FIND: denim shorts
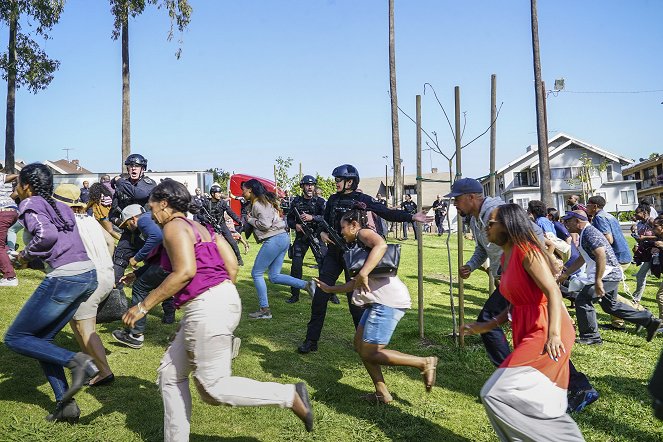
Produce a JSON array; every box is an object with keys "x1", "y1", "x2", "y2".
[{"x1": 359, "y1": 303, "x2": 406, "y2": 345}]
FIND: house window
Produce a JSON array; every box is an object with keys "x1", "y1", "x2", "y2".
[
  {"x1": 531, "y1": 170, "x2": 538, "y2": 185},
  {"x1": 515, "y1": 198, "x2": 529, "y2": 209},
  {"x1": 404, "y1": 185, "x2": 416, "y2": 196},
  {"x1": 620, "y1": 190, "x2": 635, "y2": 205},
  {"x1": 596, "y1": 192, "x2": 607, "y2": 201},
  {"x1": 498, "y1": 176, "x2": 505, "y2": 191},
  {"x1": 551, "y1": 168, "x2": 571, "y2": 180},
  {"x1": 514, "y1": 172, "x2": 529, "y2": 187},
  {"x1": 606, "y1": 164, "x2": 614, "y2": 181}
]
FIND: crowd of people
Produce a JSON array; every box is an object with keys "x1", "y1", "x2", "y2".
[{"x1": 1, "y1": 157, "x2": 661, "y2": 441}]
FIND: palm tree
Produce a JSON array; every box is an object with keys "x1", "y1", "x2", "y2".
[{"x1": 388, "y1": 0, "x2": 402, "y2": 206}]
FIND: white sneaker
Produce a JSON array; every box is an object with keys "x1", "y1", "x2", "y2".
[
  {"x1": 0, "y1": 278, "x2": 18, "y2": 287},
  {"x1": 305, "y1": 280, "x2": 317, "y2": 297}
]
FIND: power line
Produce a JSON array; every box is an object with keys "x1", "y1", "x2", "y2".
[{"x1": 549, "y1": 88, "x2": 663, "y2": 96}]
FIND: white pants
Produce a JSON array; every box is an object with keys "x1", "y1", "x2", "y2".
[{"x1": 157, "y1": 282, "x2": 295, "y2": 442}]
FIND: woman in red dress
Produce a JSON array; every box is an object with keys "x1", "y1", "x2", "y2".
[{"x1": 464, "y1": 204, "x2": 584, "y2": 442}]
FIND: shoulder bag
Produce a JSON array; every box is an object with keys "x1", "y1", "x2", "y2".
[{"x1": 343, "y1": 239, "x2": 401, "y2": 277}]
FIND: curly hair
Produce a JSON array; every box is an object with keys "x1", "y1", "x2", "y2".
[
  {"x1": 149, "y1": 178, "x2": 199, "y2": 214},
  {"x1": 19, "y1": 163, "x2": 74, "y2": 231},
  {"x1": 88, "y1": 182, "x2": 112, "y2": 203}
]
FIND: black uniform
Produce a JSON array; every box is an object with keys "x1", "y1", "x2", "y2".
[
  {"x1": 197, "y1": 198, "x2": 244, "y2": 265},
  {"x1": 432, "y1": 200, "x2": 447, "y2": 235},
  {"x1": 109, "y1": 175, "x2": 156, "y2": 283},
  {"x1": 286, "y1": 195, "x2": 326, "y2": 300},
  {"x1": 400, "y1": 199, "x2": 418, "y2": 240},
  {"x1": 303, "y1": 191, "x2": 414, "y2": 344}
]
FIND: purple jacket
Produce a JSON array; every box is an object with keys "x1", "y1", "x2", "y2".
[{"x1": 19, "y1": 196, "x2": 89, "y2": 269}]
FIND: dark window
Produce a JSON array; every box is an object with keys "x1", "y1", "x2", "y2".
[
  {"x1": 606, "y1": 164, "x2": 613, "y2": 181},
  {"x1": 514, "y1": 171, "x2": 529, "y2": 186}
]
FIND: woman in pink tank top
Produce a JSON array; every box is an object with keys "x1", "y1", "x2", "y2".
[{"x1": 122, "y1": 180, "x2": 314, "y2": 440}]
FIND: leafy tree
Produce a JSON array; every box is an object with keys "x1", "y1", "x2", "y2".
[
  {"x1": 314, "y1": 174, "x2": 335, "y2": 199},
  {"x1": 110, "y1": 0, "x2": 192, "y2": 169},
  {"x1": 207, "y1": 167, "x2": 230, "y2": 190},
  {"x1": 1, "y1": 0, "x2": 64, "y2": 173},
  {"x1": 274, "y1": 156, "x2": 299, "y2": 195}
]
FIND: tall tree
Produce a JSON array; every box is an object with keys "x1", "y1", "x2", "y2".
[
  {"x1": 0, "y1": 0, "x2": 64, "y2": 173},
  {"x1": 388, "y1": 0, "x2": 402, "y2": 206},
  {"x1": 110, "y1": 0, "x2": 192, "y2": 170},
  {"x1": 530, "y1": 0, "x2": 552, "y2": 206}
]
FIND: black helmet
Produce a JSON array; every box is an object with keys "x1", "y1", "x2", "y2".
[
  {"x1": 332, "y1": 164, "x2": 359, "y2": 189},
  {"x1": 209, "y1": 184, "x2": 223, "y2": 194},
  {"x1": 124, "y1": 153, "x2": 148, "y2": 168},
  {"x1": 300, "y1": 175, "x2": 317, "y2": 186}
]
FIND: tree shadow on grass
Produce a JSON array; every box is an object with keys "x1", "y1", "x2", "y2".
[
  {"x1": 0, "y1": 344, "x2": 55, "y2": 411},
  {"x1": 248, "y1": 343, "x2": 471, "y2": 442},
  {"x1": 190, "y1": 436, "x2": 259, "y2": 442}
]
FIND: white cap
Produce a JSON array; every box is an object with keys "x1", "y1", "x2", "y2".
[{"x1": 119, "y1": 204, "x2": 146, "y2": 228}]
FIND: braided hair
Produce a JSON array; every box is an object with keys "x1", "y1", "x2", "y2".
[
  {"x1": 339, "y1": 201, "x2": 369, "y2": 228},
  {"x1": 19, "y1": 163, "x2": 74, "y2": 231}
]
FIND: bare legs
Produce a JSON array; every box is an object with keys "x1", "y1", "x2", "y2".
[
  {"x1": 70, "y1": 318, "x2": 113, "y2": 384},
  {"x1": 353, "y1": 325, "x2": 437, "y2": 403}
]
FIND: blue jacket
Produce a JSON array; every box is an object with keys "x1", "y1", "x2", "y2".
[{"x1": 133, "y1": 212, "x2": 163, "y2": 263}]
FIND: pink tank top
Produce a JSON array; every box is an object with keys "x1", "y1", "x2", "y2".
[{"x1": 162, "y1": 217, "x2": 230, "y2": 308}]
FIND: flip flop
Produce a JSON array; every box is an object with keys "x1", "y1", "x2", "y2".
[{"x1": 421, "y1": 356, "x2": 438, "y2": 392}]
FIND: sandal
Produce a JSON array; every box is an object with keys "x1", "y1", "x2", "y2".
[
  {"x1": 358, "y1": 392, "x2": 391, "y2": 405},
  {"x1": 421, "y1": 356, "x2": 438, "y2": 392}
]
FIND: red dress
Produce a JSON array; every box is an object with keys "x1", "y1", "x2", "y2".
[{"x1": 495, "y1": 244, "x2": 576, "y2": 417}]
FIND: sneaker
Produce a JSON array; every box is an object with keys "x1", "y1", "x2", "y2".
[
  {"x1": 297, "y1": 340, "x2": 318, "y2": 354},
  {"x1": 330, "y1": 294, "x2": 340, "y2": 305},
  {"x1": 0, "y1": 277, "x2": 18, "y2": 287},
  {"x1": 567, "y1": 388, "x2": 599, "y2": 413},
  {"x1": 646, "y1": 318, "x2": 663, "y2": 342},
  {"x1": 285, "y1": 295, "x2": 299, "y2": 304},
  {"x1": 598, "y1": 323, "x2": 626, "y2": 331},
  {"x1": 575, "y1": 337, "x2": 603, "y2": 345},
  {"x1": 248, "y1": 309, "x2": 272, "y2": 320},
  {"x1": 45, "y1": 399, "x2": 81, "y2": 423},
  {"x1": 305, "y1": 280, "x2": 316, "y2": 297},
  {"x1": 112, "y1": 329, "x2": 144, "y2": 349}
]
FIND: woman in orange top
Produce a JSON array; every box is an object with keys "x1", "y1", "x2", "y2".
[{"x1": 464, "y1": 204, "x2": 583, "y2": 442}]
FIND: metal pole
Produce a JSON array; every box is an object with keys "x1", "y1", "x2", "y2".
[
  {"x1": 385, "y1": 164, "x2": 389, "y2": 201},
  {"x1": 455, "y1": 86, "x2": 465, "y2": 348},
  {"x1": 416, "y1": 94, "x2": 424, "y2": 339},
  {"x1": 489, "y1": 74, "x2": 497, "y2": 296}
]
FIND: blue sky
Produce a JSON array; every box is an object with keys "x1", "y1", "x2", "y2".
[{"x1": 1, "y1": 0, "x2": 662, "y2": 183}]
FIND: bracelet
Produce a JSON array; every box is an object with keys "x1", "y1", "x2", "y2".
[{"x1": 137, "y1": 302, "x2": 148, "y2": 315}]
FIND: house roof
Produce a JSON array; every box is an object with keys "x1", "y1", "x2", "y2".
[
  {"x1": 494, "y1": 133, "x2": 633, "y2": 176},
  {"x1": 623, "y1": 154, "x2": 663, "y2": 174},
  {"x1": 45, "y1": 159, "x2": 92, "y2": 174}
]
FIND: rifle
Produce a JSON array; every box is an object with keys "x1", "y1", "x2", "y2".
[
  {"x1": 318, "y1": 218, "x2": 349, "y2": 251},
  {"x1": 199, "y1": 205, "x2": 225, "y2": 234},
  {"x1": 293, "y1": 207, "x2": 327, "y2": 264}
]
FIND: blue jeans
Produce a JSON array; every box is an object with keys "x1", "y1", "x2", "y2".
[
  {"x1": 251, "y1": 232, "x2": 306, "y2": 308},
  {"x1": 131, "y1": 264, "x2": 170, "y2": 334},
  {"x1": 358, "y1": 303, "x2": 406, "y2": 345},
  {"x1": 4, "y1": 270, "x2": 98, "y2": 401}
]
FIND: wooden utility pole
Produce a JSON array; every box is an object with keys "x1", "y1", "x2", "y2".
[
  {"x1": 455, "y1": 86, "x2": 465, "y2": 348},
  {"x1": 388, "y1": 0, "x2": 403, "y2": 208},
  {"x1": 489, "y1": 74, "x2": 497, "y2": 296},
  {"x1": 416, "y1": 94, "x2": 424, "y2": 339},
  {"x1": 530, "y1": 0, "x2": 552, "y2": 207},
  {"x1": 4, "y1": 13, "x2": 17, "y2": 173}
]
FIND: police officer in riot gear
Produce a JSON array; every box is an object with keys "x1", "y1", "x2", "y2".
[
  {"x1": 286, "y1": 175, "x2": 327, "y2": 304},
  {"x1": 198, "y1": 184, "x2": 244, "y2": 266},
  {"x1": 109, "y1": 154, "x2": 176, "y2": 323},
  {"x1": 297, "y1": 164, "x2": 432, "y2": 353}
]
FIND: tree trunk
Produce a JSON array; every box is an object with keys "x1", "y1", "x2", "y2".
[
  {"x1": 530, "y1": 0, "x2": 552, "y2": 206},
  {"x1": 121, "y1": 17, "x2": 131, "y2": 170},
  {"x1": 388, "y1": 0, "x2": 402, "y2": 207},
  {"x1": 3, "y1": 13, "x2": 17, "y2": 173}
]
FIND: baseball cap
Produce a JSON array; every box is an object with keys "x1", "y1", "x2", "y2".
[
  {"x1": 119, "y1": 204, "x2": 146, "y2": 228},
  {"x1": 561, "y1": 210, "x2": 588, "y2": 222},
  {"x1": 53, "y1": 184, "x2": 86, "y2": 209},
  {"x1": 443, "y1": 178, "x2": 483, "y2": 198}
]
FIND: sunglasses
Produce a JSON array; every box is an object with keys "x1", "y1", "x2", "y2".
[{"x1": 334, "y1": 177, "x2": 345, "y2": 183}]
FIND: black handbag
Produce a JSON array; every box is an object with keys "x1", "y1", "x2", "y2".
[
  {"x1": 343, "y1": 242, "x2": 401, "y2": 277},
  {"x1": 96, "y1": 288, "x2": 129, "y2": 324}
]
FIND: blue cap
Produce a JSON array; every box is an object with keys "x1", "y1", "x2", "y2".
[{"x1": 444, "y1": 178, "x2": 483, "y2": 198}]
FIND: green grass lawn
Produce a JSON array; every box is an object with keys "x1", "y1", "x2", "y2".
[{"x1": 1, "y1": 233, "x2": 662, "y2": 441}]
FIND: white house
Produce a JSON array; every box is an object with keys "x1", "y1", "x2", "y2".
[{"x1": 480, "y1": 133, "x2": 638, "y2": 213}]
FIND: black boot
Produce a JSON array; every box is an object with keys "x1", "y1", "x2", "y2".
[
  {"x1": 45, "y1": 399, "x2": 81, "y2": 423},
  {"x1": 330, "y1": 294, "x2": 340, "y2": 305},
  {"x1": 297, "y1": 340, "x2": 318, "y2": 354},
  {"x1": 286, "y1": 295, "x2": 299, "y2": 304},
  {"x1": 61, "y1": 352, "x2": 99, "y2": 404}
]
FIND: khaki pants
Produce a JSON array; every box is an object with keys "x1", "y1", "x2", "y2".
[{"x1": 157, "y1": 282, "x2": 295, "y2": 442}]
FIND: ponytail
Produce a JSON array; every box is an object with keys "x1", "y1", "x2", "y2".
[{"x1": 19, "y1": 163, "x2": 74, "y2": 231}]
